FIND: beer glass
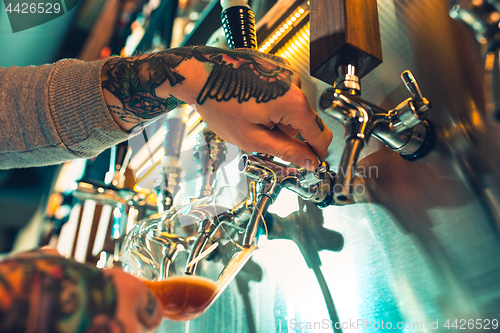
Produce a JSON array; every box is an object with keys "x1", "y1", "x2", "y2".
[{"x1": 120, "y1": 185, "x2": 262, "y2": 321}]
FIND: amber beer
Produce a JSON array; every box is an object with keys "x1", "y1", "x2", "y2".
[{"x1": 142, "y1": 275, "x2": 219, "y2": 321}]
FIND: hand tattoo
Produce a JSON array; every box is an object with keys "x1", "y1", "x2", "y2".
[
  {"x1": 315, "y1": 115, "x2": 325, "y2": 132},
  {"x1": 102, "y1": 46, "x2": 294, "y2": 128},
  {"x1": 190, "y1": 46, "x2": 293, "y2": 104},
  {"x1": 0, "y1": 253, "x2": 123, "y2": 333}
]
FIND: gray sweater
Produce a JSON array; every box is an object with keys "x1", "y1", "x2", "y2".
[{"x1": 0, "y1": 58, "x2": 129, "y2": 169}]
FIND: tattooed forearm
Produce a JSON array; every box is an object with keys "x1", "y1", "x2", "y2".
[
  {"x1": 102, "y1": 51, "x2": 189, "y2": 127},
  {"x1": 0, "y1": 254, "x2": 123, "y2": 333},
  {"x1": 102, "y1": 46, "x2": 294, "y2": 127}
]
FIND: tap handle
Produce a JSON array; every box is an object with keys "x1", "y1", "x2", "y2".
[
  {"x1": 309, "y1": 0, "x2": 382, "y2": 85},
  {"x1": 220, "y1": 0, "x2": 257, "y2": 50},
  {"x1": 401, "y1": 70, "x2": 424, "y2": 102}
]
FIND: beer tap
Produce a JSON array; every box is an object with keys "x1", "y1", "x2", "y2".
[
  {"x1": 239, "y1": 154, "x2": 335, "y2": 246},
  {"x1": 319, "y1": 67, "x2": 435, "y2": 204},
  {"x1": 107, "y1": 143, "x2": 134, "y2": 246},
  {"x1": 192, "y1": 125, "x2": 228, "y2": 199},
  {"x1": 73, "y1": 142, "x2": 155, "y2": 266},
  {"x1": 218, "y1": 0, "x2": 338, "y2": 247},
  {"x1": 156, "y1": 107, "x2": 190, "y2": 214},
  {"x1": 184, "y1": 125, "x2": 254, "y2": 274},
  {"x1": 183, "y1": 184, "x2": 257, "y2": 274},
  {"x1": 308, "y1": 0, "x2": 436, "y2": 204}
]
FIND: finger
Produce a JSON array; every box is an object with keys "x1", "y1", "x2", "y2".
[
  {"x1": 273, "y1": 123, "x2": 299, "y2": 137},
  {"x1": 243, "y1": 125, "x2": 320, "y2": 170},
  {"x1": 278, "y1": 88, "x2": 332, "y2": 159}
]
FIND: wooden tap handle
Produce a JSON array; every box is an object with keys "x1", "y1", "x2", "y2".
[{"x1": 310, "y1": 0, "x2": 383, "y2": 86}]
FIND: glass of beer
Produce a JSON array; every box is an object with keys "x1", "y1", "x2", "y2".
[{"x1": 120, "y1": 186, "x2": 261, "y2": 321}]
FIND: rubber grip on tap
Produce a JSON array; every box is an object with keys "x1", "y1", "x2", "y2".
[{"x1": 221, "y1": 6, "x2": 257, "y2": 50}]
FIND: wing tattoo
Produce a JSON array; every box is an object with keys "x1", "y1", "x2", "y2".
[{"x1": 192, "y1": 46, "x2": 294, "y2": 105}]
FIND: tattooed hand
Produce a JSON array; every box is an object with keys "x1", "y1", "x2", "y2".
[
  {"x1": 0, "y1": 247, "x2": 163, "y2": 333},
  {"x1": 102, "y1": 46, "x2": 332, "y2": 171}
]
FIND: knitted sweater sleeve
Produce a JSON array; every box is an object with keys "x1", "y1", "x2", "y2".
[{"x1": 0, "y1": 58, "x2": 130, "y2": 169}]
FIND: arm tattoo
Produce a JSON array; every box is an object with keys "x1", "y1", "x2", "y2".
[
  {"x1": 102, "y1": 46, "x2": 294, "y2": 126},
  {"x1": 102, "y1": 51, "x2": 188, "y2": 128},
  {"x1": 0, "y1": 253, "x2": 123, "y2": 333}
]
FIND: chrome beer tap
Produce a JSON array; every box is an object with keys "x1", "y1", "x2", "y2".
[
  {"x1": 183, "y1": 181, "x2": 258, "y2": 274},
  {"x1": 193, "y1": 126, "x2": 228, "y2": 198},
  {"x1": 219, "y1": 0, "x2": 340, "y2": 248},
  {"x1": 184, "y1": 125, "x2": 231, "y2": 274},
  {"x1": 73, "y1": 142, "x2": 157, "y2": 266},
  {"x1": 319, "y1": 65, "x2": 435, "y2": 204},
  {"x1": 156, "y1": 107, "x2": 191, "y2": 214},
  {"x1": 239, "y1": 154, "x2": 335, "y2": 247}
]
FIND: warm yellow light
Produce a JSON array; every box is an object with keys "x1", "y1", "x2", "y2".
[
  {"x1": 298, "y1": 8, "x2": 304, "y2": 14},
  {"x1": 265, "y1": 42, "x2": 271, "y2": 47},
  {"x1": 291, "y1": 16, "x2": 296, "y2": 22},
  {"x1": 283, "y1": 24, "x2": 288, "y2": 29},
  {"x1": 284, "y1": 50, "x2": 291, "y2": 57},
  {"x1": 295, "y1": 40, "x2": 302, "y2": 47},
  {"x1": 291, "y1": 43, "x2": 298, "y2": 51},
  {"x1": 306, "y1": 28, "x2": 310, "y2": 35},
  {"x1": 287, "y1": 46, "x2": 295, "y2": 54},
  {"x1": 299, "y1": 36, "x2": 306, "y2": 44},
  {"x1": 287, "y1": 20, "x2": 293, "y2": 25},
  {"x1": 280, "y1": 27, "x2": 285, "y2": 33},
  {"x1": 302, "y1": 31, "x2": 309, "y2": 41},
  {"x1": 281, "y1": 54, "x2": 286, "y2": 58},
  {"x1": 276, "y1": 31, "x2": 282, "y2": 36},
  {"x1": 295, "y1": 12, "x2": 300, "y2": 18},
  {"x1": 186, "y1": 112, "x2": 201, "y2": 127},
  {"x1": 136, "y1": 147, "x2": 165, "y2": 178}
]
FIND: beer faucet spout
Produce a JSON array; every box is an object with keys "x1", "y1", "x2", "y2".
[
  {"x1": 239, "y1": 154, "x2": 335, "y2": 246},
  {"x1": 319, "y1": 69, "x2": 436, "y2": 204}
]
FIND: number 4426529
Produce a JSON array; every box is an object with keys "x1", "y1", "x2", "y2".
[
  {"x1": 5, "y1": 2, "x2": 61, "y2": 14},
  {"x1": 444, "y1": 319, "x2": 498, "y2": 330}
]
